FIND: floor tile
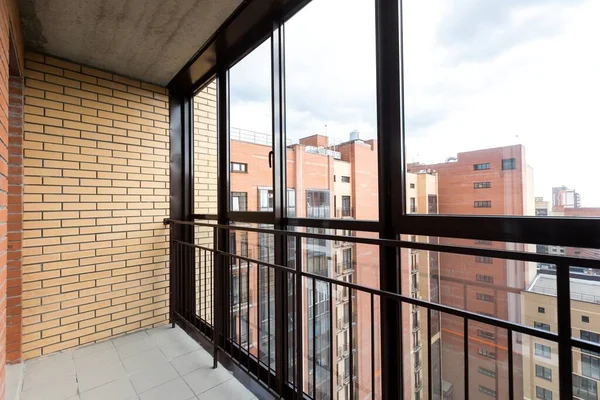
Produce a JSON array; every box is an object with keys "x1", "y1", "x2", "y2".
[
  {"x1": 182, "y1": 365, "x2": 233, "y2": 395},
  {"x1": 147, "y1": 325, "x2": 189, "y2": 346},
  {"x1": 130, "y1": 361, "x2": 179, "y2": 394},
  {"x1": 23, "y1": 355, "x2": 76, "y2": 390},
  {"x1": 77, "y1": 360, "x2": 128, "y2": 392},
  {"x1": 138, "y1": 377, "x2": 195, "y2": 400},
  {"x1": 74, "y1": 346, "x2": 121, "y2": 371},
  {"x1": 21, "y1": 374, "x2": 77, "y2": 400},
  {"x1": 116, "y1": 336, "x2": 156, "y2": 359},
  {"x1": 6, "y1": 384, "x2": 18, "y2": 400},
  {"x1": 159, "y1": 336, "x2": 200, "y2": 359},
  {"x1": 195, "y1": 379, "x2": 255, "y2": 400},
  {"x1": 112, "y1": 330, "x2": 150, "y2": 348},
  {"x1": 170, "y1": 349, "x2": 213, "y2": 376},
  {"x1": 122, "y1": 348, "x2": 168, "y2": 374},
  {"x1": 80, "y1": 378, "x2": 137, "y2": 400},
  {"x1": 73, "y1": 340, "x2": 114, "y2": 359}
]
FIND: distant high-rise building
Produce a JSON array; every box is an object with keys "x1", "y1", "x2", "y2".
[{"x1": 552, "y1": 186, "x2": 582, "y2": 209}]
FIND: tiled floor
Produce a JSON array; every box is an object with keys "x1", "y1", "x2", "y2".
[{"x1": 7, "y1": 325, "x2": 257, "y2": 400}]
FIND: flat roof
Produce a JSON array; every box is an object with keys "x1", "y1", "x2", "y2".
[{"x1": 528, "y1": 273, "x2": 600, "y2": 304}]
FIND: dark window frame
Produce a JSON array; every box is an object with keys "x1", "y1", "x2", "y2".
[
  {"x1": 230, "y1": 161, "x2": 248, "y2": 173},
  {"x1": 502, "y1": 158, "x2": 517, "y2": 170},
  {"x1": 473, "y1": 163, "x2": 491, "y2": 171}
]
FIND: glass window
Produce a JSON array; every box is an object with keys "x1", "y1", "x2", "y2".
[
  {"x1": 474, "y1": 201, "x2": 492, "y2": 208},
  {"x1": 285, "y1": 0, "x2": 378, "y2": 225},
  {"x1": 231, "y1": 162, "x2": 248, "y2": 173},
  {"x1": 410, "y1": 197, "x2": 417, "y2": 213},
  {"x1": 479, "y1": 385, "x2": 496, "y2": 397},
  {"x1": 231, "y1": 192, "x2": 248, "y2": 212},
  {"x1": 473, "y1": 163, "x2": 491, "y2": 171},
  {"x1": 573, "y1": 374, "x2": 598, "y2": 400},
  {"x1": 538, "y1": 307, "x2": 545, "y2": 314},
  {"x1": 535, "y1": 365, "x2": 552, "y2": 381},
  {"x1": 535, "y1": 343, "x2": 552, "y2": 359},
  {"x1": 230, "y1": 39, "x2": 272, "y2": 212},
  {"x1": 474, "y1": 181, "x2": 491, "y2": 189},
  {"x1": 475, "y1": 256, "x2": 493, "y2": 264},
  {"x1": 535, "y1": 386, "x2": 553, "y2": 400},
  {"x1": 534, "y1": 322, "x2": 551, "y2": 332},
  {"x1": 583, "y1": 316, "x2": 591, "y2": 323},
  {"x1": 306, "y1": 190, "x2": 330, "y2": 218},
  {"x1": 478, "y1": 367, "x2": 496, "y2": 378},
  {"x1": 404, "y1": 0, "x2": 600, "y2": 219},
  {"x1": 502, "y1": 158, "x2": 517, "y2": 170}
]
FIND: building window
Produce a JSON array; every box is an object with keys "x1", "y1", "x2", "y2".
[
  {"x1": 231, "y1": 162, "x2": 248, "y2": 173},
  {"x1": 535, "y1": 365, "x2": 552, "y2": 381},
  {"x1": 474, "y1": 181, "x2": 491, "y2": 189},
  {"x1": 476, "y1": 293, "x2": 495, "y2": 302},
  {"x1": 410, "y1": 183, "x2": 415, "y2": 189},
  {"x1": 534, "y1": 322, "x2": 551, "y2": 332},
  {"x1": 410, "y1": 197, "x2": 417, "y2": 213},
  {"x1": 473, "y1": 163, "x2": 491, "y2": 170},
  {"x1": 535, "y1": 343, "x2": 552, "y2": 359},
  {"x1": 478, "y1": 348, "x2": 496, "y2": 359},
  {"x1": 341, "y1": 195, "x2": 351, "y2": 217},
  {"x1": 474, "y1": 201, "x2": 492, "y2": 208},
  {"x1": 240, "y1": 232, "x2": 248, "y2": 258},
  {"x1": 581, "y1": 330, "x2": 600, "y2": 380},
  {"x1": 502, "y1": 158, "x2": 517, "y2": 170},
  {"x1": 478, "y1": 367, "x2": 496, "y2": 378},
  {"x1": 536, "y1": 208, "x2": 548, "y2": 216},
  {"x1": 476, "y1": 240, "x2": 492, "y2": 245},
  {"x1": 479, "y1": 385, "x2": 496, "y2": 397},
  {"x1": 573, "y1": 374, "x2": 598, "y2": 400},
  {"x1": 476, "y1": 256, "x2": 493, "y2": 264},
  {"x1": 476, "y1": 274, "x2": 494, "y2": 283},
  {"x1": 583, "y1": 316, "x2": 590, "y2": 323},
  {"x1": 477, "y1": 329, "x2": 496, "y2": 340},
  {"x1": 428, "y1": 195, "x2": 438, "y2": 214},
  {"x1": 538, "y1": 307, "x2": 546, "y2": 314},
  {"x1": 306, "y1": 190, "x2": 330, "y2": 218},
  {"x1": 535, "y1": 386, "x2": 552, "y2": 400},
  {"x1": 231, "y1": 192, "x2": 248, "y2": 212},
  {"x1": 341, "y1": 176, "x2": 350, "y2": 183}
]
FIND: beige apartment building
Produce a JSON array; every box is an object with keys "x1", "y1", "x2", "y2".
[{"x1": 523, "y1": 271, "x2": 600, "y2": 400}]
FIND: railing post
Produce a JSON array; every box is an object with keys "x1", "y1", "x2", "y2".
[
  {"x1": 213, "y1": 226, "x2": 219, "y2": 369},
  {"x1": 556, "y1": 262, "x2": 573, "y2": 399},
  {"x1": 295, "y1": 236, "x2": 303, "y2": 399}
]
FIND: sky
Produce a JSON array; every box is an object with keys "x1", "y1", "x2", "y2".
[{"x1": 228, "y1": 0, "x2": 600, "y2": 206}]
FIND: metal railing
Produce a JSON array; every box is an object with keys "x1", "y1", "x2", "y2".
[
  {"x1": 166, "y1": 219, "x2": 600, "y2": 400},
  {"x1": 335, "y1": 207, "x2": 353, "y2": 218}
]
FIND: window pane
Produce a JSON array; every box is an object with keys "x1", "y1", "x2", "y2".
[
  {"x1": 229, "y1": 39, "x2": 273, "y2": 212},
  {"x1": 285, "y1": 0, "x2": 378, "y2": 221},
  {"x1": 403, "y1": 0, "x2": 600, "y2": 217}
]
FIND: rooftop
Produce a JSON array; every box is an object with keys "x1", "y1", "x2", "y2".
[{"x1": 527, "y1": 272, "x2": 600, "y2": 304}]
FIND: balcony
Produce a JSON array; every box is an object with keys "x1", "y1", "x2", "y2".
[
  {"x1": 335, "y1": 207, "x2": 354, "y2": 218},
  {"x1": 1, "y1": 1, "x2": 599, "y2": 400}
]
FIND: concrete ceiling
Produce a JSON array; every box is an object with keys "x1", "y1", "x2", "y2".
[{"x1": 19, "y1": 0, "x2": 243, "y2": 86}]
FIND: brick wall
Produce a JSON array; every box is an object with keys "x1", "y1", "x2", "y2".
[
  {"x1": 193, "y1": 81, "x2": 216, "y2": 323},
  {"x1": 21, "y1": 53, "x2": 170, "y2": 359},
  {"x1": 7, "y1": 75, "x2": 23, "y2": 363},
  {"x1": 0, "y1": 3, "x2": 9, "y2": 396}
]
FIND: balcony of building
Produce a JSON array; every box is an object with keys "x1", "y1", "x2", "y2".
[{"x1": 1, "y1": 0, "x2": 600, "y2": 400}]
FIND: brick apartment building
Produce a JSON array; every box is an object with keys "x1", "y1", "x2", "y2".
[
  {"x1": 408, "y1": 145, "x2": 537, "y2": 399},
  {"x1": 220, "y1": 127, "x2": 441, "y2": 400}
]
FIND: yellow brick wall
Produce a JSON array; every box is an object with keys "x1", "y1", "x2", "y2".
[
  {"x1": 21, "y1": 53, "x2": 170, "y2": 359},
  {"x1": 193, "y1": 80, "x2": 217, "y2": 323}
]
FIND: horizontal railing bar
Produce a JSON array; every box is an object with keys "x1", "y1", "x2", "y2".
[
  {"x1": 167, "y1": 219, "x2": 600, "y2": 269},
  {"x1": 173, "y1": 240, "x2": 575, "y2": 346}
]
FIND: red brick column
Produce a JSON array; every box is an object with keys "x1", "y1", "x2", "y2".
[
  {"x1": 0, "y1": 1, "x2": 10, "y2": 396},
  {"x1": 7, "y1": 76, "x2": 22, "y2": 363}
]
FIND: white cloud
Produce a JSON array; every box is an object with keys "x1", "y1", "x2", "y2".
[{"x1": 229, "y1": 0, "x2": 600, "y2": 205}]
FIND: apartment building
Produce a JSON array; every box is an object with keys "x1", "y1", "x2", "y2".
[
  {"x1": 225, "y1": 130, "x2": 440, "y2": 400},
  {"x1": 408, "y1": 145, "x2": 536, "y2": 399},
  {"x1": 523, "y1": 271, "x2": 600, "y2": 400}
]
